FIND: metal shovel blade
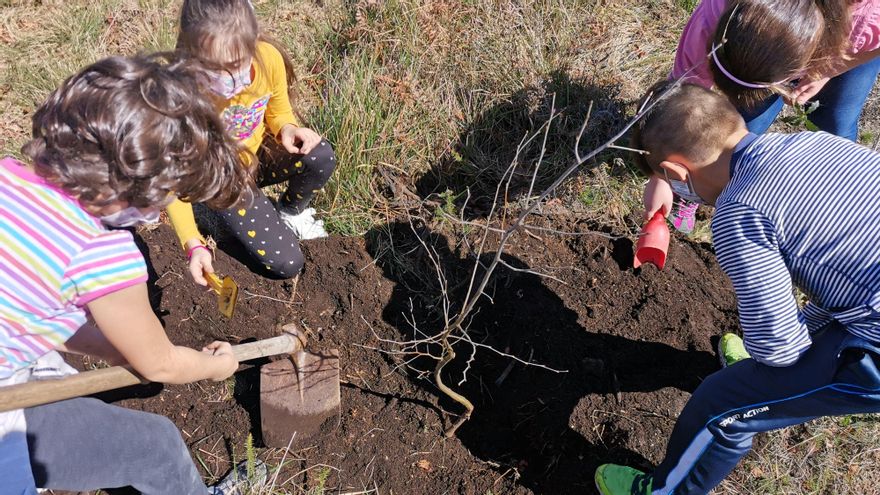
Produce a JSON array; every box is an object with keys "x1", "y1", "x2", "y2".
[{"x1": 260, "y1": 349, "x2": 340, "y2": 448}]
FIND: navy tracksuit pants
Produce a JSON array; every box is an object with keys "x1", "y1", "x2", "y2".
[{"x1": 650, "y1": 323, "x2": 880, "y2": 494}]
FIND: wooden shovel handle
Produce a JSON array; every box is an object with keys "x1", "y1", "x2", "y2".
[
  {"x1": 232, "y1": 331, "x2": 304, "y2": 362},
  {"x1": 0, "y1": 328, "x2": 305, "y2": 413},
  {"x1": 0, "y1": 366, "x2": 143, "y2": 413}
]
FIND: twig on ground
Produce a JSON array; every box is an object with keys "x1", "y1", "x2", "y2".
[
  {"x1": 497, "y1": 259, "x2": 568, "y2": 285},
  {"x1": 242, "y1": 289, "x2": 302, "y2": 305},
  {"x1": 263, "y1": 433, "x2": 296, "y2": 495},
  {"x1": 437, "y1": 211, "x2": 620, "y2": 239},
  {"x1": 608, "y1": 143, "x2": 649, "y2": 154}
]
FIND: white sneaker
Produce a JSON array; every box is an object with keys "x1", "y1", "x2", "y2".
[
  {"x1": 279, "y1": 207, "x2": 328, "y2": 240},
  {"x1": 209, "y1": 459, "x2": 268, "y2": 495}
]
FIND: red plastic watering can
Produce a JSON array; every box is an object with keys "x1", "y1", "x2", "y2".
[{"x1": 633, "y1": 211, "x2": 670, "y2": 270}]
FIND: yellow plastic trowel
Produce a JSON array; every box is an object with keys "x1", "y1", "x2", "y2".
[{"x1": 205, "y1": 272, "x2": 239, "y2": 318}]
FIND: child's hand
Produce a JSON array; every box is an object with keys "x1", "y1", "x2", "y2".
[
  {"x1": 791, "y1": 76, "x2": 830, "y2": 105},
  {"x1": 279, "y1": 125, "x2": 322, "y2": 155},
  {"x1": 186, "y1": 241, "x2": 214, "y2": 286},
  {"x1": 643, "y1": 175, "x2": 673, "y2": 220},
  {"x1": 202, "y1": 341, "x2": 239, "y2": 380}
]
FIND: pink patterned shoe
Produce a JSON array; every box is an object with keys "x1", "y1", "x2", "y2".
[{"x1": 671, "y1": 199, "x2": 698, "y2": 234}]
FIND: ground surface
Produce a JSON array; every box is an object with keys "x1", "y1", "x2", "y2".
[
  {"x1": 67, "y1": 215, "x2": 738, "y2": 494},
  {"x1": 7, "y1": 1, "x2": 879, "y2": 493}
]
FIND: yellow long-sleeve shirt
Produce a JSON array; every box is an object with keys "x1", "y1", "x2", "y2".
[{"x1": 166, "y1": 41, "x2": 298, "y2": 247}]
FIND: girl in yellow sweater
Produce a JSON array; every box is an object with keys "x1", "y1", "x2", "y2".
[{"x1": 169, "y1": 0, "x2": 336, "y2": 284}]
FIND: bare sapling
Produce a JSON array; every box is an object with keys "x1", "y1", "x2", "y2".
[{"x1": 370, "y1": 79, "x2": 687, "y2": 437}]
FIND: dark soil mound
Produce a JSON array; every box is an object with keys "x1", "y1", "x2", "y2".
[{"x1": 73, "y1": 215, "x2": 738, "y2": 494}]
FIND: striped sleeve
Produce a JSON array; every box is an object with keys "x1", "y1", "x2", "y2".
[
  {"x1": 62, "y1": 230, "x2": 148, "y2": 306},
  {"x1": 712, "y1": 202, "x2": 811, "y2": 366}
]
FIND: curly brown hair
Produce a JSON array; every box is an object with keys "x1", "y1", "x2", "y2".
[{"x1": 22, "y1": 53, "x2": 254, "y2": 210}]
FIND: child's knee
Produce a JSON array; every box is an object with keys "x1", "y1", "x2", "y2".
[
  {"x1": 142, "y1": 413, "x2": 187, "y2": 450},
  {"x1": 263, "y1": 251, "x2": 304, "y2": 279},
  {"x1": 116, "y1": 410, "x2": 191, "y2": 466},
  {"x1": 305, "y1": 140, "x2": 337, "y2": 179},
  {"x1": 138, "y1": 413, "x2": 204, "y2": 490}
]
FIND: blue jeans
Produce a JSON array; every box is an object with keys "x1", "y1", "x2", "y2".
[
  {"x1": 25, "y1": 398, "x2": 208, "y2": 494},
  {"x1": 649, "y1": 323, "x2": 880, "y2": 494},
  {"x1": 740, "y1": 56, "x2": 880, "y2": 141}
]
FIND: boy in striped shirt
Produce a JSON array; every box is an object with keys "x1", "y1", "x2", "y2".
[{"x1": 595, "y1": 82, "x2": 880, "y2": 494}]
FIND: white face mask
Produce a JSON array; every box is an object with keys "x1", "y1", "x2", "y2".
[
  {"x1": 101, "y1": 207, "x2": 160, "y2": 227},
  {"x1": 665, "y1": 170, "x2": 705, "y2": 205},
  {"x1": 208, "y1": 64, "x2": 252, "y2": 99}
]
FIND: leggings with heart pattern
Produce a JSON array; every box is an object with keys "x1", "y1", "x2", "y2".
[{"x1": 215, "y1": 140, "x2": 336, "y2": 278}]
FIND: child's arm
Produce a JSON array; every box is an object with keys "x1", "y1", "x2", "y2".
[
  {"x1": 57, "y1": 322, "x2": 125, "y2": 364},
  {"x1": 791, "y1": 47, "x2": 880, "y2": 104},
  {"x1": 713, "y1": 203, "x2": 811, "y2": 366},
  {"x1": 258, "y1": 43, "x2": 323, "y2": 155},
  {"x1": 643, "y1": 175, "x2": 673, "y2": 220},
  {"x1": 166, "y1": 198, "x2": 214, "y2": 286},
  {"x1": 261, "y1": 43, "x2": 299, "y2": 141},
  {"x1": 86, "y1": 283, "x2": 237, "y2": 383}
]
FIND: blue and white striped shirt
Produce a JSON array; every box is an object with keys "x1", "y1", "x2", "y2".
[{"x1": 713, "y1": 131, "x2": 880, "y2": 366}]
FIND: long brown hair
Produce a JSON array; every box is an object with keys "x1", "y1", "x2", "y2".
[
  {"x1": 177, "y1": 0, "x2": 298, "y2": 105},
  {"x1": 813, "y1": 0, "x2": 859, "y2": 64},
  {"x1": 23, "y1": 53, "x2": 254, "y2": 210},
  {"x1": 709, "y1": 0, "x2": 825, "y2": 110}
]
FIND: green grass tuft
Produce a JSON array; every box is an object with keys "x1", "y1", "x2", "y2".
[
  {"x1": 306, "y1": 466, "x2": 332, "y2": 495},
  {"x1": 245, "y1": 433, "x2": 257, "y2": 481}
]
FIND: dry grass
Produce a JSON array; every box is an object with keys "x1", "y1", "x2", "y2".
[
  {"x1": 0, "y1": 0, "x2": 180, "y2": 156},
  {"x1": 717, "y1": 415, "x2": 880, "y2": 495},
  {"x1": 0, "y1": 0, "x2": 682, "y2": 234},
  {"x1": 3, "y1": 0, "x2": 880, "y2": 493}
]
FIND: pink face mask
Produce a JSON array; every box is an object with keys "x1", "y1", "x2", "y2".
[
  {"x1": 208, "y1": 64, "x2": 252, "y2": 99},
  {"x1": 100, "y1": 207, "x2": 160, "y2": 227}
]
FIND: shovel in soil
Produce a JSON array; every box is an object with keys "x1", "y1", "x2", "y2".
[
  {"x1": 633, "y1": 211, "x2": 670, "y2": 270},
  {"x1": 205, "y1": 272, "x2": 239, "y2": 318},
  {"x1": 259, "y1": 324, "x2": 341, "y2": 447},
  {"x1": 0, "y1": 324, "x2": 340, "y2": 447}
]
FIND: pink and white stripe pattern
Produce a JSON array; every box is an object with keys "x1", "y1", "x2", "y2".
[{"x1": 0, "y1": 157, "x2": 147, "y2": 377}]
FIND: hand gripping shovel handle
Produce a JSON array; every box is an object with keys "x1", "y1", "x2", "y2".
[{"x1": 0, "y1": 327, "x2": 306, "y2": 413}]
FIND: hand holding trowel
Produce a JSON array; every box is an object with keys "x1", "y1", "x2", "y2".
[{"x1": 205, "y1": 272, "x2": 239, "y2": 318}]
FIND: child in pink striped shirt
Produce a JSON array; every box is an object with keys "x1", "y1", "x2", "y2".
[{"x1": 1, "y1": 54, "x2": 260, "y2": 494}]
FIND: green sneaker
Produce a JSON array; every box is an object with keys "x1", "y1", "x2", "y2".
[
  {"x1": 718, "y1": 333, "x2": 751, "y2": 368},
  {"x1": 595, "y1": 464, "x2": 652, "y2": 495}
]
